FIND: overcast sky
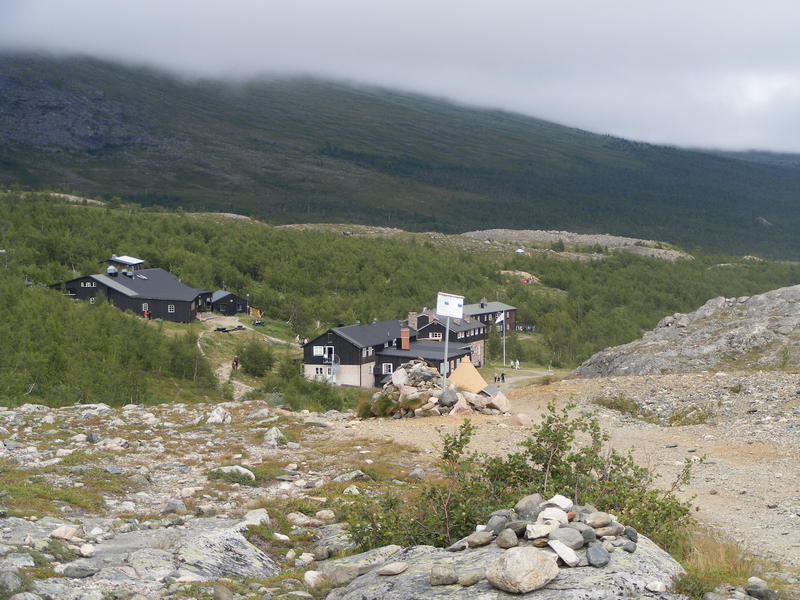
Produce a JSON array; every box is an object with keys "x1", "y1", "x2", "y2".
[{"x1": 2, "y1": 0, "x2": 799, "y2": 152}]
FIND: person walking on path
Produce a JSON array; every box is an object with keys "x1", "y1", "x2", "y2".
[{"x1": 500, "y1": 372, "x2": 505, "y2": 383}]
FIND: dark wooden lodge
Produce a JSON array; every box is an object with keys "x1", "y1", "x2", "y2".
[
  {"x1": 211, "y1": 290, "x2": 249, "y2": 315},
  {"x1": 54, "y1": 255, "x2": 210, "y2": 322}
]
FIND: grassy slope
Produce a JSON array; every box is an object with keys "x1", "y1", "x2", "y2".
[{"x1": 2, "y1": 54, "x2": 800, "y2": 257}]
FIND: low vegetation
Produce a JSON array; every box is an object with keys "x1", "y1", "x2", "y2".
[
  {"x1": 251, "y1": 359, "x2": 369, "y2": 412},
  {"x1": 5, "y1": 194, "x2": 800, "y2": 378},
  {"x1": 0, "y1": 272, "x2": 217, "y2": 407},
  {"x1": 592, "y1": 393, "x2": 642, "y2": 416},
  {"x1": 345, "y1": 403, "x2": 695, "y2": 552}
]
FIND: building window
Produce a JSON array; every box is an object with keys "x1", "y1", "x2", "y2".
[
  {"x1": 362, "y1": 348, "x2": 367, "y2": 357},
  {"x1": 327, "y1": 367, "x2": 332, "y2": 375},
  {"x1": 315, "y1": 367, "x2": 324, "y2": 375},
  {"x1": 142, "y1": 302, "x2": 149, "y2": 311},
  {"x1": 430, "y1": 332, "x2": 442, "y2": 341},
  {"x1": 89, "y1": 297, "x2": 95, "y2": 304},
  {"x1": 382, "y1": 363, "x2": 393, "y2": 374},
  {"x1": 168, "y1": 305, "x2": 175, "y2": 314},
  {"x1": 313, "y1": 346, "x2": 324, "y2": 356}
]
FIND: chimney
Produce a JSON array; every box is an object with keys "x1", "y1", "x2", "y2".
[
  {"x1": 400, "y1": 327, "x2": 410, "y2": 351},
  {"x1": 407, "y1": 311, "x2": 418, "y2": 329}
]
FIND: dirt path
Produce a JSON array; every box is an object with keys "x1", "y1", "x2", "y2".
[
  {"x1": 197, "y1": 314, "x2": 291, "y2": 400},
  {"x1": 215, "y1": 361, "x2": 254, "y2": 400},
  {"x1": 336, "y1": 376, "x2": 800, "y2": 572}
]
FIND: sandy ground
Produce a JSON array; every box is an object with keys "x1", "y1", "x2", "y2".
[{"x1": 335, "y1": 377, "x2": 800, "y2": 573}]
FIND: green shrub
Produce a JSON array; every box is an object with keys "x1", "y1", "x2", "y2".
[
  {"x1": 592, "y1": 393, "x2": 640, "y2": 416},
  {"x1": 668, "y1": 405, "x2": 715, "y2": 426},
  {"x1": 370, "y1": 394, "x2": 397, "y2": 417},
  {"x1": 346, "y1": 403, "x2": 696, "y2": 554},
  {"x1": 238, "y1": 339, "x2": 275, "y2": 377},
  {"x1": 255, "y1": 373, "x2": 364, "y2": 412}
]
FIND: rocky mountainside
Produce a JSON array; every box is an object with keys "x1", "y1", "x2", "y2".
[
  {"x1": 3, "y1": 53, "x2": 800, "y2": 257},
  {"x1": 574, "y1": 284, "x2": 800, "y2": 377}
]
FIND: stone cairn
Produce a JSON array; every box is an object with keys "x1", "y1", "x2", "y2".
[
  {"x1": 457, "y1": 493, "x2": 639, "y2": 585},
  {"x1": 367, "y1": 359, "x2": 510, "y2": 418}
]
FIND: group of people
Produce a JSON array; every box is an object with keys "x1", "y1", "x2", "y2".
[{"x1": 493, "y1": 359, "x2": 522, "y2": 384}]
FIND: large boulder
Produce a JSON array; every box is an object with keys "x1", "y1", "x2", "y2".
[
  {"x1": 175, "y1": 528, "x2": 278, "y2": 580},
  {"x1": 486, "y1": 546, "x2": 559, "y2": 593},
  {"x1": 487, "y1": 391, "x2": 510, "y2": 412}
]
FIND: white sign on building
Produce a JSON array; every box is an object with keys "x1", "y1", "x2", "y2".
[{"x1": 436, "y1": 292, "x2": 464, "y2": 319}]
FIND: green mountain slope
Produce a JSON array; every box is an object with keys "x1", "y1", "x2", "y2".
[{"x1": 2, "y1": 54, "x2": 800, "y2": 257}]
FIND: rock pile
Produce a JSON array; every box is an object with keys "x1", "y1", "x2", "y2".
[
  {"x1": 452, "y1": 492, "x2": 640, "y2": 573},
  {"x1": 323, "y1": 492, "x2": 687, "y2": 600},
  {"x1": 366, "y1": 359, "x2": 510, "y2": 418}
]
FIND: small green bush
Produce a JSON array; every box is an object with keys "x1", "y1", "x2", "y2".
[
  {"x1": 255, "y1": 372, "x2": 364, "y2": 412},
  {"x1": 238, "y1": 339, "x2": 275, "y2": 377},
  {"x1": 346, "y1": 402, "x2": 696, "y2": 554},
  {"x1": 592, "y1": 393, "x2": 640, "y2": 415},
  {"x1": 668, "y1": 405, "x2": 715, "y2": 426}
]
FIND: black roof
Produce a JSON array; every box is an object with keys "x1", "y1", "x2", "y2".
[
  {"x1": 377, "y1": 340, "x2": 471, "y2": 361},
  {"x1": 330, "y1": 320, "x2": 415, "y2": 349},
  {"x1": 86, "y1": 268, "x2": 209, "y2": 301},
  {"x1": 418, "y1": 315, "x2": 484, "y2": 333},
  {"x1": 463, "y1": 300, "x2": 516, "y2": 316},
  {"x1": 211, "y1": 290, "x2": 242, "y2": 303}
]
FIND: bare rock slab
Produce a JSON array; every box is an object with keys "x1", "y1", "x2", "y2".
[
  {"x1": 326, "y1": 533, "x2": 689, "y2": 600},
  {"x1": 175, "y1": 528, "x2": 278, "y2": 580}
]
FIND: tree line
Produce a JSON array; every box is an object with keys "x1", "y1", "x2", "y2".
[{"x1": 3, "y1": 193, "x2": 800, "y2": 380}]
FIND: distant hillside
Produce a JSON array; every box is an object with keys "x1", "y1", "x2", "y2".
[
  {"x1": 2, "y1": 54, "x2": 800, "y2": 257},
  {"x1": 707, "y1": 149, "x2": 800, "y2": 169}
]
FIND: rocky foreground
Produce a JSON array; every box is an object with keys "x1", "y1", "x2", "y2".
[
  {"x1": 575, "y1": 284, "x2": 800, "y2": 377},
  {"x1": 0, "y1": 384, "x2": 797, "y2": 599}
]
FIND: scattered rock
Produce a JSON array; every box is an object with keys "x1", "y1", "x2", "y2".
[
  {"x1": 376, "y1": 562, "x2": 408, "y2": 576},
  {"x1": 213, "y1": 583, "x2": 235, "y2": 600},
  {"x1": 264, "y1": 427, "x2": 287, "y2": 447},
  {"x1": 206, "y1": 406, "x2": 232, "y2": 425},
  {"x1": 303, "y1": 570, "x2": 328, "y2": 588},
  {"x1": 495, "y1": 528, "x2": 519, "y2": 548},
  {"x1": 548, "y1": 527, "x2": 585, "y2": 550},
  {"x1": 586, "y1": 544, "x2": 610, "y2": 567},
  {"x1": 429, "y1": 564, "x2": 458, "y2": 586},
  {"x1": 548, "y1": 539, "x2": 580, "y2": 567},
  {"x1": 63, "y1": 560, "x2": 99, "y2": 578},
  {"x1": 213, "y1": 465, "x2": 256, "y2": 481}
]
